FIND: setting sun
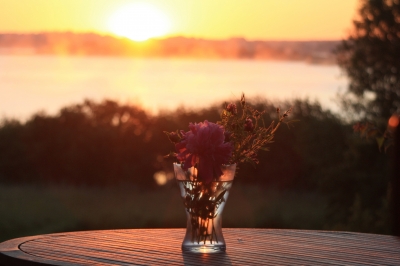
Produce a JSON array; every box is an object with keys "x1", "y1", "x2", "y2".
[{"x1": 108, "y1": 2, "x2": 171, "y2": 41}]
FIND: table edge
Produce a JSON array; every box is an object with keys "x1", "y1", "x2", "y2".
[
  {"x1": 1, "y1": 229, "x2": 398, "y2": 266},
  {"x1": 0, "y1": 235, "x2": 70, "y2": 266}
]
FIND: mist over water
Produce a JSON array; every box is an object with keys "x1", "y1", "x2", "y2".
[{"x1": 0, "y1": 55, "x2": 348, "y2": 120}]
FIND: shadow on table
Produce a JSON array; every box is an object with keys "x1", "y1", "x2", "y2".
[{"x1": 182, "y1": 252, "x2": 232, "y2": 265}]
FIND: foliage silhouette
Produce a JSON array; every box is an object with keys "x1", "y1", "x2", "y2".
[
  {"x1": 0, "y1": 97, "x2": 392, "y2": 234},
  {"x1": 336, "y1": 0, "x2": 400, "y2": 121}
]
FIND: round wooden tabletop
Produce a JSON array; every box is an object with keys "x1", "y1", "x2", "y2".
[{"x1": 0, "y1": 228, "x2": 399, "y2": 265}]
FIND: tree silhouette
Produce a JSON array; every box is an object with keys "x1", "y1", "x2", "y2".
[{"x1": 337, "y1": 0, "x2": 400, "y2": 121}]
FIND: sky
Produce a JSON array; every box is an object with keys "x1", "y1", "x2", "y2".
[
  {"x1": 0, "y1": 0, "x2": 359, "y2": 41},
  {"x1": 0, "y1": 0, "x2": 358, "y2": 120}
]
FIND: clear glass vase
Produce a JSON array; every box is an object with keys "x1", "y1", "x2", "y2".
[{"x1": 174, "y1": 163, "x2": 236, "y2": 253}]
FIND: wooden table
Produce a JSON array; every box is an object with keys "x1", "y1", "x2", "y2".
[{"x1": 0, "y1": 228, "x2": 399, "y2": 265}]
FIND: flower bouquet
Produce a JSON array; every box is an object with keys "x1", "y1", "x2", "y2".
[{"x1": 165, "y1": 94, "x2": 292, "y2": 252}]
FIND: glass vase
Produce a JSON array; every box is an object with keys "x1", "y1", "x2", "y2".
[{"x1": 174, "y1": 163, "x2": 236, "y2": 253}]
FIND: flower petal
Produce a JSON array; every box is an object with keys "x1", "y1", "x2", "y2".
[{"x1": 174, "y1": 120, "x2": 233, "y2": 182}]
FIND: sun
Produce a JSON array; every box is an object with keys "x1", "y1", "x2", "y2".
[{"x1": 108, "y1": 3, "x2": 171, "y2": 42}]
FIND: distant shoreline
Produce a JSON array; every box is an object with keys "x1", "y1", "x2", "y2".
[{"x1": 0, "y1": 32, "x2": 339, "y2": 65}]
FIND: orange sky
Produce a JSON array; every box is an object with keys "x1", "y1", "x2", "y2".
[{"x1": 0, "y1": 0, "x2": 359, "y2": 40}]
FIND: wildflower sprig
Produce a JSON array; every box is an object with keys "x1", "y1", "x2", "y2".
[
  {"x1": 164, "y1": 93, "x2": 292, "y2": 180},
  {"x1": 219, "y1": 94, "x2": 292, "y2": 166}
]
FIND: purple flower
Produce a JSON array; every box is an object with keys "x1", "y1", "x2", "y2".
[{"x1": 175, "y1": 120, "x2": 233, "y2": 183}]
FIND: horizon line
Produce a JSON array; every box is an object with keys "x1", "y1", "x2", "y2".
[{"x1": 0, "y1": 30, "x2": 343, "y2": 43}]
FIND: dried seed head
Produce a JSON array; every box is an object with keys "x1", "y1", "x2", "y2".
[
  {"x1": 226, "y1": 103, "x2": 237, "y2": 115},
  {"x1": 241, "y1": 93, "x2": 246, "y2": 107},
  {"x1": 244, "y1": 117, "x2": 254, "y2": 131},
  {"x1": 164, "y1": 131, "x2": 181, "y2": 143}
]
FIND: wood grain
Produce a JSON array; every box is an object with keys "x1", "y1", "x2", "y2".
[{"x1": 1, "y1": 229, "x2": 399, "y2": 265}]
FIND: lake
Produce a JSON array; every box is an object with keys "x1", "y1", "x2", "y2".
[{"x1": 0, "y1": 55, "x2": 348, "y2": 120}]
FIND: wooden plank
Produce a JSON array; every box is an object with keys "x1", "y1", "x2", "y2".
[
  {"x1": 26, "y1": 230, "x2": 309, "y2": 265},
  {"x1": 14, "y1": 230, "x2": 398, "y2": 264},
  {"x1": 0, "y1": 229, "x2": 399, "y2": 266}
]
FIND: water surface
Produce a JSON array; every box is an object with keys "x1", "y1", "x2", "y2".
[{"x1": 0, "y1": 55, "x2": 348, "y2": 120}]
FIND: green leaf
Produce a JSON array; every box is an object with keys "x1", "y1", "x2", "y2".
[{"x1": 376, "y1": 136, "x2": 385, "y2": 151}]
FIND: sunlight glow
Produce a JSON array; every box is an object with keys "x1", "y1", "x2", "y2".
[
  {"x1": 389, "y1": 115, "x2": 399, "y2": 128},
  {"x1": 108, "y1": 2, "x2": 171, "y2": 41},
  {"x1": 153, "y1": 171, "x2": 174, "y2": 186}
]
